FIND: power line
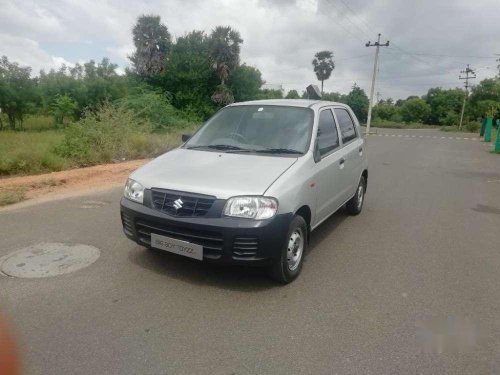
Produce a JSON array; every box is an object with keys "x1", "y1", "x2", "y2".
[
  {"x1": 336, "y1": 0, "x2": 373, "y2": 35},
  {"x1": 324, "y1": 0, "x2": 372, "y2": 40},
  {"x1": 320, "y1": 0, "x2": 366, "y2": 43}
]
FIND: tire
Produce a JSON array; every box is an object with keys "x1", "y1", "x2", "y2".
[
  {"x1": 346, "y1": 175, "x2": 366, "y2": 215},
  {"x1": 269, "y1": 215, "x2": 308, "y2": 284}
]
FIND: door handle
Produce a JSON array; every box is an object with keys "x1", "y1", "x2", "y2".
[
  {"x1": 359, "y1": 147, "x2": 363, "y2": 152},
  {"x1": 339, "y1": 158, "x2": 345, "y2": 165}
]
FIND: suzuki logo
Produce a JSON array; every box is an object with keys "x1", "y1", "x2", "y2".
[{"x1": 173, "y1": 198, "x2": 183, "y2": 210}]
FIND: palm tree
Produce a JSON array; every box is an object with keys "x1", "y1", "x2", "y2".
[
  {"x1": 208, "y1": 26, "x2": 243, "y2": 85},
  {"x1": 312, "y1": 51, "x2": 335, "y2": 95},
  {"x1": 129, "y1": 15, "x2": 171, "y2": 76}
]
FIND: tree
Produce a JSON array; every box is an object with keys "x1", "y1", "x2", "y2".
[
  {"x1": 256, "y1": 89, "x2": 283, "y2": 99},
  {"x1": 373, "y1": 103, "x2": 397, "y2": 121},
  {"x1": 51, "y1": 94, "x2": 77, "y2": 126},
  {"x1": 322, "y1": 91, "x2": 343, "y2": 102},
  {"x1": 345, "y1": 84, "x2": 369, "y2": 123},
  {"x1": 228, "y1": 64, "x2": 263, "y2": 102},
  {"x1": 38, "y1": 57, "x2": 126, "y2": 117},
  {"x1": 285, "y1": 89, "x2": 300, "y2": 99},
  {"x1": 0, "y1": 56, "x2": 36, "y2": 130},
  {"x1": 400, "y1": 98, "x2": 431, "y2": 123},
  {"x1": 208, "y1": 26, "x2": 243, "y2": 106},
  {"x1": 312, "y1": 51, "x2": 335, "y2": 95},
  {"x1": 425, "y1": 87, "x2": 464, "y2": 125},
  {"x1": 469, "y1": 78, "x2": 500, "y2": 119},
  {"x1": 129, "y1": 15, "x2": 171, "y2": 76},
  {"x1": 161, "y1": 30, "x2": 218, "y2": 118},
  {"x1": 208, "y1": 26, "x2": 243, "y2": 85}
]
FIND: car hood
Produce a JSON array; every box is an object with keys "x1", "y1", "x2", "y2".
[{"x1": 130, "y1": 148, "x2": 298, "y2": 199}]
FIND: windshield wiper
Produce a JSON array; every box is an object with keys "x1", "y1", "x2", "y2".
[
  {"x1": 187, "y1": 144, "x2": 247, "y2": 151},
  {"x1": 254, "y1": 148, "x2": 303, "y2": 155}
]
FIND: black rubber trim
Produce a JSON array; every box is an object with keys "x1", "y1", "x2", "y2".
[{"x1": 121, "y1": 198, "x2": 293, "y2": 265}]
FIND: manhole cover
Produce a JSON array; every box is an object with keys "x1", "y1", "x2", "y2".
[{"x1": 0, "y1": 243, "x2": 100, "y2": 278}]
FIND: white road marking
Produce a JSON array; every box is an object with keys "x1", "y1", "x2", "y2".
[{"x1": 376, "y1": 133, "x2": 481, "y2": 142}]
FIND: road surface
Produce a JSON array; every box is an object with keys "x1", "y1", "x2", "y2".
[{"x1": 1, "y1": 129, "x2": 499, "y2": 375}]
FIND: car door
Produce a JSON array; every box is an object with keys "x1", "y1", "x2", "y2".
[
  {"x1": 333, "y1": 107, "x2": 364, "y2": 201},
  {"x1": 312, "y1": 108, "x2": 345, "y2": 225}
]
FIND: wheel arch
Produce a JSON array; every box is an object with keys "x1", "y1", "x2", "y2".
[
  {"x1": 294, "y1": 205, "x2": 312, "y2": 243},
  {"x1": 361, "y1": 169, "x2": 368, "y2": 192}
]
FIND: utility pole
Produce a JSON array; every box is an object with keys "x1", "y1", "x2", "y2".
[
  {"x1": 458, "y1": 64, "x2": 476, "y2": 130},
  {"x1": 365, "y1": 34, "x2": 389, "y2": 134},
  {"x1": 376, "y1": 91, "x2": 381, "y2": 104}
]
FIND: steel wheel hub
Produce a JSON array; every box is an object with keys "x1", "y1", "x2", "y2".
[
  {"x1": 357, "y1": 185, "x2": 364, "y2": 209},
  {"x1": 287, "y1": 229, "x2": 304, "y2": 271}
]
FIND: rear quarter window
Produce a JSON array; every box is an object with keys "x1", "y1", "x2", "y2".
[{"x1": 334, "y1": 108, "x2": 357, "y2": 143}]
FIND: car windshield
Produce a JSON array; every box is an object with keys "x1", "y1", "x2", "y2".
[{"x1": 185, "y1": 105, "x2": 314, "y2": 155}]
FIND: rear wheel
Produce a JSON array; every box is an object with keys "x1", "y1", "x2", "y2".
[
  {"x1": 269, "y1": 215, "x2": 308, "y2": 284},
  {"x1": 346, "y1": 176, "x2": 366, "y2": 215}
]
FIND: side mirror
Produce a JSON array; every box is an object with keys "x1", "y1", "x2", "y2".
[
  {"x1": 181, "y1": 134, "x2": 192, "y2": 142},
  {"x1": 313, "y1": 138, "x2": 321, "y2": 163}
]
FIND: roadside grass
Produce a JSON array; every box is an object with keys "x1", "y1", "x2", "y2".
[
  {"x1": 0, "y1": 124, "x2": 200, "y2": 177},
  {"x1": 370, "y1": 120, "x2": 439, "y2": 129},
  {"x1": 439, "y1": 123, "x2": 481, "y2": 133},
  {"x1": 0, "y1": 130, "x2": 68, "y2": 176},
  {"x1": 0, "y1": 114, "x2": 54, "y2": 132},
  {"x1": 0, "y1": 189, "x2": 26, "y2": 207},
  {"x1": 22, "y1": 115, "x2": 54, "y2": 131}
]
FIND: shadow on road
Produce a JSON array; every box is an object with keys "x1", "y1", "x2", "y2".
[
  {"x1": 308, "y1": 208, "x2": 349, "y2": 252},
  {"x1": 128, "y1": 246, "x2": 277, "y2": 292},
  {"x1": 127, "y1": 208, "x2": 349, "y2": 291}
]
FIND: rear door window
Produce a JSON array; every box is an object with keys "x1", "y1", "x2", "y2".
[
  {"x1": 334, "y1": 108, "x2": 357, "y2": 143},
  {"x1": 317, "y1": 109, "x2": 340, "y2": 157}
]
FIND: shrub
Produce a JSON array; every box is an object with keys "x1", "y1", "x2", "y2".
[
  {"x1": 56, "y1": 103, "x2": 152, "y2": 165},
  {"x1": 465, "y1": 122, "x2": 480, "y2": 133},
  {"x1": 115, "y1": 90, "x2": 198, "y2": 130}
]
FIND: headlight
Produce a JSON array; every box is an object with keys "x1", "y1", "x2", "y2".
[
  {"x1": 223, "y1": 196, "x2": 278, "y2": 220},
  {"x1": 124, "y1": 178, "x2": 144, "y2": 203}
]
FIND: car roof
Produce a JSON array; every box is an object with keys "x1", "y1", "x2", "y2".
[{"x1": 228, "y1": 99, "x2": 348, "y2": 109}]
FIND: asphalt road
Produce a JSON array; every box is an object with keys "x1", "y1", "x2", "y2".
[{"x1": 1, "y1": 128, "x2": 499, "y2": 375}]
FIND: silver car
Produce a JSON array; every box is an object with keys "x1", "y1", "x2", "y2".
[{"x1": 120, "y1": 99, "x2": 368, "y2": 283}]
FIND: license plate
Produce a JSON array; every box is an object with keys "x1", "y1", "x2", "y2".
[{"x1": 150, "y1": 233, "x2": 203, "y2": 261}]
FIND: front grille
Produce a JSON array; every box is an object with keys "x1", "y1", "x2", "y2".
[
  {"x1": 151, "y1": 189, "x2": 216, "y2": 217},
  {"x1": 232, "y1": 236, "x2": 259, "y2": 258},
  {"x1": 135, "y1": 219, "x2": 223, "y2": 259}
]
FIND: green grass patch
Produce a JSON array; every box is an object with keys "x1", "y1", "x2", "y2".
[
  {"x1": 0, "y1": 189, "x2": 26, "y2": 207},
  {"x1": 0, "y1": 114, "x2": 54, "y2": 132},
  {"x1": 0, "y1": 104, "x2": 200, "y2": 176},
  {"x1": 0, "y1": 130, "x2": 68, "y2": 176},
  {"x1": 370, "y1": 120, "x2": 439, "y2": 129},
  {"x1": 439, "y1": 123, "x2": 481, "y2": 133}
]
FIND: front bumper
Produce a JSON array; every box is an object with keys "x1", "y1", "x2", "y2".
[{"x1": 120, "y1": 198, "x2": 292, "y2": 265}]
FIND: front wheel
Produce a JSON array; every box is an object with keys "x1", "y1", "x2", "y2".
[
  {"x1": 268, "y1": 215, "x2": 308, "y2": 284},
  {"x1": 346, "y1": 176, "x2": 366, "y2": 215}
]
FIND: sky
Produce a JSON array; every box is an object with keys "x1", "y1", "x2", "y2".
[{"x1": 0, "y1": 0, "x2": 499, "y2": 100}]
